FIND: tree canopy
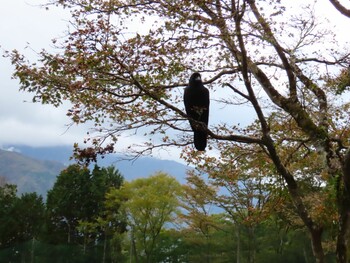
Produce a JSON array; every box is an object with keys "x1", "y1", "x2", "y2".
[
  {"x1": 106, "y1": 172, "x2": 181, "y2": 263},
  {"x1": 7, "y1": 0, "x2": 350, "y2": 262},
  {"x1": 0, "y1": 185, "x2": 44, "y2": 249},
  {"x1": 46, "y1": 164, "x2": 124, "y2": 244}
]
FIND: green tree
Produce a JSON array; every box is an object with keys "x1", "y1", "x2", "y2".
[
  {"x1": 47, "y1": 164, "x2": 123, "y2": 248},
  {"x1": 182, "y1": 144, "x2": 290, "y2": 263},
  {"x1": 46, "y1": 164, "x2": 91, "y2": 244},
  {"x1": 151, "y1": 229, "x2": 191, "y2": 263},
  {"x1": 78, "y1": 166, "x2": 126, "y2": 263},
  {"x1": 180, "y1": 172, "x2": 220, "y2": 263},
  {"x1": 0, "y1": 184, "x2": 45, "y2": 262},
  {"x1": 0, "y1": 185, "x2": 44, "y2": 249},
  {"x1": 8, "y1": 1, "x2": 350, "y2": 262},
  {"x1": 13, "y1": 192, "x2": 45, "y2": 242},
  {"x1": 0, "y1": 184, "x2": 17, "y2": 248},
  {"x1": 106, "y1": 172, "x2": 182, "y2": 263}
]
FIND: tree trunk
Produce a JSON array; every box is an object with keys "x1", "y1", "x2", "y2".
[
  {"x1": 336, "y1": 212, "x2": 349, "y2": 263},
  {"x1": 83, "y1": 233, "x2": 86, "y2": 255},
  {"x1": 31, "y1": 237, "x2": 35, "y2": 263},
  {"x1": 131, "y1": 229, "x2": 138, "y2": 263},
  {"x1": 337, "y1": 149, "x2": 350, "y2": 263},
  {"x1": 303, "y1": 247, "x2": 309, "y2": 263},
  {"x1": 67, "y1": 222, "x2": 71, "y2": 244},
  {"x1": 247, "y1": 226, "x2": 256, "y2": 263},
  {"x1": 236, "y1": 226, "x2": 240, "y2": 263},
  {"x1": 264, "y1": 137, "x2": 325, "y2": 262},
  {"x1": 336, "y1": 191, "x2": 350, "y2": 263},
  {"x1": 102, "y1": 231, "x2": 107, "y2": 263},
  {"x1": 310, "y1": 227, "x2": 324, "y2": 263}
]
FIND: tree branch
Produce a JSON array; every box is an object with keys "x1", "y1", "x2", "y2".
[
  {"x1": 224, "y1": 83, "x2": 250, "y2": 101},
  {"x1": 132, "y1": 74, "x2": 263, "y2": 146},
  {"x1": 329, "y1": 0, "x2": 350, "y2": 18},
  {"x1": 247, "y1": 0, "x2": 297, "y2": 102}
]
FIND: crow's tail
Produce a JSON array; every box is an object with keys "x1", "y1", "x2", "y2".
[{"x1": 194, "y1": 131, "x2": 207, "y2": 151}]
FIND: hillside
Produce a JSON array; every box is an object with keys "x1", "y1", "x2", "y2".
[
  {"x1": 0, "y1": 149, "x2": 64, "y2": 197},
  {"x1": 0, "y1": 146, "x2": 192, "y2": 197},
  {"x1": 14, "y1": 145, "x2": 191, "y2": 183}
]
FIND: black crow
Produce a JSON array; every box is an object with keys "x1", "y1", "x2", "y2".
[{"x1": 184, "y1": 72, "x2": 210, "y2": 151}]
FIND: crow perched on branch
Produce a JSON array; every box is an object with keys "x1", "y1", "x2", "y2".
[{"x1": 184, "y1": 72, "x2": 210, "y2": 151}]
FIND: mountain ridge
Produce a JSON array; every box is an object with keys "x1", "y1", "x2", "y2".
[
  {"x1": 0, "y1": 149, "x2": 64, "y2": 197},
  {"x1": 0, "y1": 145, "x2": 192, "y2": 197}
]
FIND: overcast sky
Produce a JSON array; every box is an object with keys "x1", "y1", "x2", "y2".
[
  {"x1": 0, "y1": 1, "x2": 147, "y2": 155},
  {"x1": 0, "y1": 1, "x2": 81, "y2": 147},
  {"x1": 0, "y1": 0, "x2": 349, "y2": 160}
]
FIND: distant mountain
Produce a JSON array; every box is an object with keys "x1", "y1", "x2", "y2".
[
  {"x1": 0, "y1": 149, "x2": 64, "y2": 197},
  {"x1": 13, "y1": 145, "x2": 191, "y2": 183},
  {"x1": 111, "y1": 157, "x2": 191, "y2": 183},
  {"x1": 9, "y1": 145, "x2": 75, "y2": 165}
]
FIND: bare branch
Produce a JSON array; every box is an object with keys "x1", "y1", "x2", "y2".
[
  {"x1": 224, "y1": 82, "x2": 250, "y2": 101},
  {"x1": 247, "y1": 0, "x2": 297, "y2": 101},
  {"x1": 329, "y1": 0, "x2": 350, "y2": 18}
]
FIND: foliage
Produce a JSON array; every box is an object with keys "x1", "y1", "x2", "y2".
[
  {"x1": 106, "y1": 172, "x2": 182, "y2": 262},
  {"x1": 0, "y1": 184, "x2": 45, "y2": 249},
  {"x1": 0, "y1": 163, "x2": 127, "y2": 263},
  {"x1": 6, "y1": 0, "x2": 350, "y2": 262},
  {"x1": 0, "y1": 166, "x2": 324, "y2": 263},
  {"x1": 45, "y1": 164, "x2": 125, "y2": 263}
]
